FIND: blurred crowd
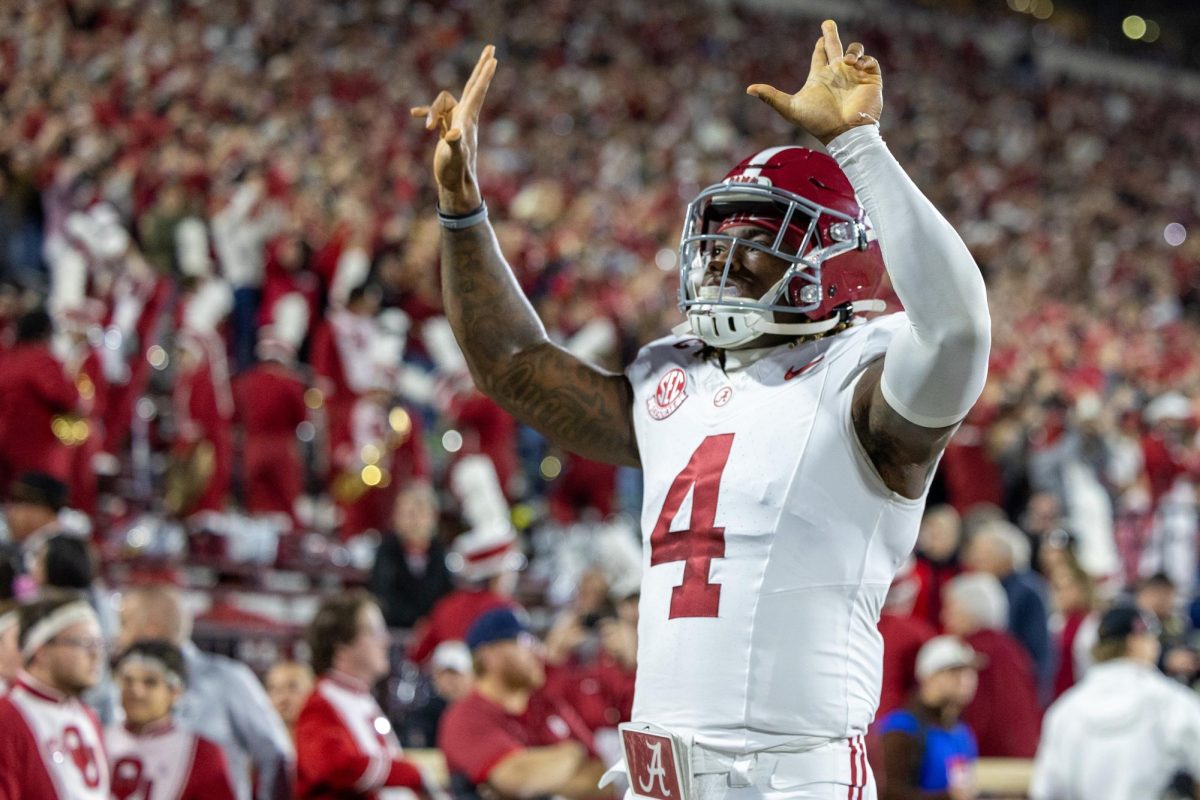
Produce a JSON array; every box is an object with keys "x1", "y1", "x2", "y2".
[{"x1": 1, "y1": 0, "x2": 1200, "y2": 797}]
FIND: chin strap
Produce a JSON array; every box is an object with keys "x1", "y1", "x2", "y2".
[
  {"x1": 673, "y1": 299, "x2": 888, "y2": 344},
  {"x1": 749, "y1": 299, "x2": 887, "y2": 336}
]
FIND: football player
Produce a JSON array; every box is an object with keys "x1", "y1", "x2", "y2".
[{"x1": 414, "y1": 19, "x2": 989, "y2": 799}]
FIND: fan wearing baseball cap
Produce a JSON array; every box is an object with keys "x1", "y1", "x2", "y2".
[
  {"x1": 437, "y1": 609, "x2": 606, "y2": 799},
  {"x1": 876, "y1": 636, "x2": 981, "y2": 799},
  {"x1": 1030, "y1": 605, "x2": 1200, "y2": 800}
]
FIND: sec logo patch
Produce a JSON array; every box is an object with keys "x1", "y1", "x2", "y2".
[
  {"x1": 648, "y1": 368, "x2": 688, "y2": 420},
  {"x1": 714, "y1": 386, "x2": 733, "y2": 407}
]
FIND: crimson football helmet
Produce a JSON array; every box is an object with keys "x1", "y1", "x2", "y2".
[{"x1": 676, "y1": 146, "x2": 887, "y2": 348}]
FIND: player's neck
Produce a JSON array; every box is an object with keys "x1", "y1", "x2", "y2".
[{"x1": 477, "y1": 674, "x2": 531, "y2": 715}]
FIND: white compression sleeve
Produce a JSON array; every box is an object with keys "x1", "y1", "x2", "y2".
[{"x1": 827, "y1": 125, "x2": 991, "y2": 428}]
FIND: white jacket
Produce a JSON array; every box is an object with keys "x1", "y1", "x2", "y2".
[{"x1": 1030, "y1": 659, "x2": 1200, "y2": 800}]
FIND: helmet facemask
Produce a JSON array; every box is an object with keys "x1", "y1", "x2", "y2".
[{"x1": 676, "y1": 180, "x2": 880, "y2": 349}]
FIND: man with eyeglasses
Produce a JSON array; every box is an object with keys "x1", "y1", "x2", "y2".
[{"x1": 0, "y1": 593, "x2": 110, "y2": 798}]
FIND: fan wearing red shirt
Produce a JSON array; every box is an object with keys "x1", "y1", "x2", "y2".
[
  {"x1": 296, "y1": 590, "x2": 440, "y2": 800},
  {"x1": 438, "y1": 608, "x2": 608, "y2": 799},
  {"x1": 0, "y1": 310, "x2": 82, "y2": 487},
  {"x1": 106, "y1": 639, "x2": 236, "y2": 800}
]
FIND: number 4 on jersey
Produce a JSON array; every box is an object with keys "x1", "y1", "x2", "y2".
[{"x1": 649, "y1": 433, "x2": 734, "y2": 619}]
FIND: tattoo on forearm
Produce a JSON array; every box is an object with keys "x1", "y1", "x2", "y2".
[{"x1": 441, "y1": 225, "x2": 640, "y2": 467}]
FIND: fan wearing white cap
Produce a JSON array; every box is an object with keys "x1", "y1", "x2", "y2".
[
  {"x1": 0, "y1": 594, "x2": 110, "y2": 798},
  {"x1": 876, "y1": 636, "x2": 981, "y2": 800}
]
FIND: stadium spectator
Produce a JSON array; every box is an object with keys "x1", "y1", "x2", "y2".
[
  {"x1": 877, "y1": 636, "x2": 980, "y2": 800},
  {"x1": 117, "y1": 585, "x2": 293, "y2": 800},
  {"x1": 877, "y1": 560, "x2": 937, "y2": 719},
  {"x1": 0, "y1": 594, "x2": 109, "y2": 798},
  {"x1": 1136, "y1": 571, "x2": 1199, "y2": 683},
  {"x1": 911, "y1": 506, "x2": 964, "y2": 630},
  {"x1": 169, "y1": 292, "x2": 235, "y2": 518},
  {"x1": 294, "y1": 590, "x2": 436, "y2": 800},
  {"x1": 963, "y1": 518, "x2": 1053, "y2": 698},
  {"x1": 407, "y1": 526, "x2": 522, "y2": 664},
  {"x1": 29, "y1": 534, "x2": 118, "y2": 721},
  {"x1": 0, "y1": 310, "x2": 81, "y2": 488},
  {"x1": 107, "y1": 639, "x2": 237, "y2": 800},
  {"x1": 542, "y1": 602, "x2": 638, "y2": 736},
  {"x1": 1030, "y1": 605, "x2": 1200, "y2": 800},
  {"x1": 1047, "y1": 557, "x2": 1098, "y2": 699},
  {"x1": 941, "y1": 573, "x2": 1041, "y2": 758},
  {"x1": 431, "y1": 640, "x2": 475, "y2": 704},
  {"x1": 1018, "y1": 492, "x2": 1067, "y2": 574},
  {"x1": 231, "y1": 294, "x2": 311, "y2": 525},
  {"x1": 0, "y1": 472, "x2": 71, "y2": 601},
  {"x1": 438, "y1": 608, "x2": 605, "y2": 799},
  {"x1": 401, "y1": 639, "x2": 474, "y2": 748},
  {"x1": 368, "y1": 483, "x2": 454, "y2": 629},
  {"x1": 210, "y1": 174, "x2": 284, "y2": 370},
  {"x1": 264, "y1": 660, "x2": 315, "y2": 742}
]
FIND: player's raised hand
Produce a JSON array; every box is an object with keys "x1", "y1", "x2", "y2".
[
  {"x1": 410, "y1": 45, "x2": 498, "y2": 214},
  {"x1": 747, "y1": 20, "x2": 882, "y2": 145}
]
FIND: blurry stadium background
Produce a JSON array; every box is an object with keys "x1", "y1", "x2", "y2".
[{"x1": 2, "y1": 0, "x2": 1200, "y2": 796}]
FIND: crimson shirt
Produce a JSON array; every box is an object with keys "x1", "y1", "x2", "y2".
[
  {"x1": 961, "y1": 628, "x2": 1042, "y2": 758},
  {"x1": 232, "y1": 362, "x2": 308, "y2": 518},
  {"x1": 438, "y1": 689, "x2": 596, "y2": 786},
  {"x1": 295, "y1": 672, "x2": 425, "y2": 800},
  {"x1": 544, "y1": 655, "x2": 635, "y2": 732},
  {"x1": 0, "y1": 342, "x2": 80, "y2": 483}
]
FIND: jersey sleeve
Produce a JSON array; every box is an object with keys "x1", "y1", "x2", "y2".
[
  {"x1": 437, "y1": 698, "x2": 524, "y2": 786},
  {"x1": 184, "y1": 738, "x2": 238, "y2": 800},
  {"x1": 296, "y1": 692, "x2": 423, "y2": 794}
]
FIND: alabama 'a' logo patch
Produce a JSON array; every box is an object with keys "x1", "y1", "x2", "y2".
[{"x1": 648, "y1": 368, "x2": 688, "y2": 420}]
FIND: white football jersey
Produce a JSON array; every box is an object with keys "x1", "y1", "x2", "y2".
[
  {"x1": 107, "y1": 721, "x2": 196, "y2": 800},
  {"x1": 626, "y1": 313, "x2": 929, "y2": 752}
]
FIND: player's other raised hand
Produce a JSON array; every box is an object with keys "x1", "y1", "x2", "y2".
[
  {"x1": 410, "y1": 45, "x2": 498, "y2": 214},
  {"x1": 747, "y1": 20, "x2": 883, "y2": 145}
]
